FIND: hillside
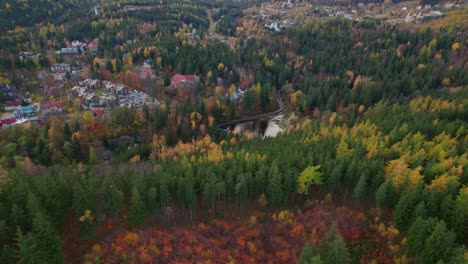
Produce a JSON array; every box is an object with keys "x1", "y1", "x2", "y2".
[{"x1": 0, "y1": 0, "x2": 466, "y2": 263}]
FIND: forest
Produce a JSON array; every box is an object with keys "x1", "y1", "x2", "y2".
[
  {"x1": 0, "y1": 0, "x2": 466, "y2": 263},
  {"x1": 0, "y1": 93, "x2": 466, "y2": 263}
]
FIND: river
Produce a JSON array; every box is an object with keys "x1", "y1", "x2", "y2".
[{"x1": 232, "y1": 114, "x2": 285, "y2": 138}]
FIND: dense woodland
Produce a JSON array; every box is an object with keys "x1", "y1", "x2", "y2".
[{"x1": 0, "y1": 0, "x2": 466, "y2": 263}]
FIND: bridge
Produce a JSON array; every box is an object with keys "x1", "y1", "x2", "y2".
[{"x1": 217, "y1": 91, "x2": 285, "y2": 128}]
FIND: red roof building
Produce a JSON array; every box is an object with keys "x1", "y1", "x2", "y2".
[
  {"x1": 170, "y1": 74, "x2": 197, "y2": 88},
  {"x1": 3, "y1": 101, "x2": 20, "y2": 111},
  {"x1": 5, "y1": 101, "x2": 19, "y2": 107},
  {"x1": 92, "y1": 108, "x2": 105, "y2": 117},
  {"x1": 0, "y1": 118, "x2": 17, "y2": 127},
  {"x1": 140, "y1": 68, "x2": 155, "y2": 79}
]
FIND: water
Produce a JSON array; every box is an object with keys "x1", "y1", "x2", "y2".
[{"x1": 232, "y1": 117, "x2": 283, "y2": 138}]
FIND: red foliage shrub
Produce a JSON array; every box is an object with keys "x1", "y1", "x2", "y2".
[{"x1": 84, "y1": 205, "x2": 369, "y2": 263}]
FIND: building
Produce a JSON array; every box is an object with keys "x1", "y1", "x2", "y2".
[
  {"x1": 116, "y1": 84, "x2": 129, "y2": 95},
  {"x1": 40, "y1": 102, "x2": 63, "y2": 116},
  {"x1": 71, "y1": 40, "x2": 82, "y2": 48},
  {"x1": 80, "y1": 79, "x2": 100, "y2": 90},
  {"x1": 170, "y1": 74, "x2": 199, "y2": 88},
  {"x1": 140, "y1": 66, "x2": 155, "y2": 79},
  {"x1": 87, "y1": 42, "x2": 98, "y2": 54},
  {"x1": 3, "y1": 101, "x2": 20, "y2": 111},
  {"x1": 0, "y1": 118, "x2": 17, "y2": 127},
  {"x1": 51, "y1": 63, "x2": 71, "y2": 73},
  {"x1": 1, "y1": 84, "x2": 17, "y2": 99},
  {"x1": 18, "y1": 51, "x2": 40, "y2": 61},
  {"x1": 54, "y1": 72, "x2": 66, "y2": 81},
  {"x1": 12, "y1": 105, "x2": 38, "y2": 119},
  {"x1": 60, "y1": 48, "x2": 79, "y2": 55},
  {"x1": 86, "y1": 93, "x2": 99, "y2": 105}
]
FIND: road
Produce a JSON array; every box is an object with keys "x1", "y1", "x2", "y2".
[{"x1": 206, "y1": 9, "x2": 233, "y2": 46}]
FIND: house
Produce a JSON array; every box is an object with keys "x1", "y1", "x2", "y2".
[
  {"x1": 12, "y1": 105, "x2": 38, "y2": 119},
  {"x1": 227, "y1": 89, "x2": 244, "y2": 102},
  {"x1": 51, "y1": 63, "x2": 71, "y2": 73},
  {"x1": 60, "y1": 48, "x2": 79, "y2": 55},
  {"x1": 116, "y1": 84, "x2": 129, "y2": 95},
  {"x1": 238, "y1": 78, "x2": 251, "y2": 91},
  {"x1": 103, "y1": 81, "x2": 116, "y2": 93},
  {"x1": 140, "y1": 67, "x2": 154, "y2": 79},
  {"x1": 1, "y1": 84, "x2": 17, "y2": 99},
  {"x1": 23, "y1": 92, "x2": 32, "y2": 104},
  {"x1": 3, "y1": 101, "x2": 20, "y2": 111},
  {"x1": 71, "y1": 40, "x2": 82, "y2": 48},
  {"x1": 265, "y1": 22, "x2": 281, "y2": 32},
  {"x1": 87, "y1": 42, "x2": 98, "y2": 54},
  {"x1": 99, "y1": 94, "x2": 115, "y2": 105},
  {"x1": 41, "y1": 102, "x2": 63, "y2": 116},
  {"x1": 445, "y1": 3, "x2": 454, "y2": 8},
  {"x1": 80, "y1": 79, "x2": 100, "y2": 90},
  {"x1": 92, "y1": 108, "x2": 105, "y2": 117},
  {"x1": 54, "y1": 72, "x2": 66, "y2": 81},
  {"x1": 71, "y1": 86, "x2": 87, "y2": 97},
  {"x1": 170, "y1": 74, "x2": 198, "y2": 88},
  {"x1": 18, "y1": 51, "x2": 40, "y2": 61},
  {"x1": 86, "y1": 93, "x2": 99, "y2": 105},
  {"x1": 0, "y1": 118, "x2": 17, "y2": 127}
]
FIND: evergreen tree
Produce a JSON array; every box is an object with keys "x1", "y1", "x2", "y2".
[
  {"x1": 322, "y1": 224, "x2": 350, "y2": 264},
  {"x1": 103, "y1": 184, "x2": 123, "y2": 218},
  {"x1": 421, "y1": 221, "x2": 456, "y2": 264},
  {"x1": 0, "y1": 244, "x2": 15, "y2": 264},
  {"x1": 267, "y1": 162, "x2": 284, "y2": 207},
  {"x1": 376, "y1": 180, "x2": 395, "y2": 208},
  {"x1": 394, "y1": 188, "x2": 421, "y2": 231},
  {"x1": 129, "y1": 185, "x2": 147, "y2": 227},
  {"x1": 184, "y1": 174, "x2": 196, "y2": 224},
  {"x1": 147, "y1": 187, "x2": 158, "y2": 214},
  {"x1": 29, "y1": 209, "x2": 64, "y2": 263},
  {"x1": 353, "y1": 172, "x2": 368, "y2": 204},
  {"x1": 298, "y1": 242, "x2": 323, "y2": 264},
  {"x1": 406, "y1": 217, "x2": 437, "y2": 257},
  {"x1": 16, "y1": 227, "x2": 39, "y2": 264}
]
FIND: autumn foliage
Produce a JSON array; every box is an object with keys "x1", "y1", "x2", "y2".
[{"x1": 84, "y1": 205, "x2": 369, "y2": 263}]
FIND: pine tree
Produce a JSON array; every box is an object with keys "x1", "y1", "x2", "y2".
[
  {"x1": 16, "y1": 227, "x2": 39, "y2": 264},
  {"x1": 406, "y1": 217, "x2": 436, "y2": 257},
  {"x1": 298, "y1": 242, "x2": 323, "y2": 264},
  {"x1": 376, "y1": 180, "x2": 395, "y2": 209},
  {"x1": 128, "y1": 185, "x2": 147, "y2": 227},
  {"x1": 30, "y1": 210, "x2": 64, "y2": 263},
  {"x1": 103, "y1": 184, "x2": 123, "y2": 218},
  {"x1": 421, "y1": 221, "x2": 456, "y2": 264},
  {"x1": 147, "y1": 187, "x2": 158, "y2": 214},
  {"x1": 10, "y1": 204, "x2": 28, "y2": 231},
  {"x1": 267, "y1": 162, "x2": 284, "y2": 207},
  {"x1": 159, "y1": 177, "x2": 171, "y2": 209},
  {"x1": 353, "y1": 172, "x2": 367, "y2": 204},
  {"x1": 394, "y1": 188, "x2": 421, "y2": 231},
  {"x1": 322, "y1": 224, "x2": 350, "y2": 264},
  {"x1": 0, "y1": 244, "x2": 16, "y2": 264},
  {"x1": 184, "y1": 175, "x2": 196, "y2": 223},
  {"x1": 235, "y1": 174, "x2": 247, "y2": 209}
]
